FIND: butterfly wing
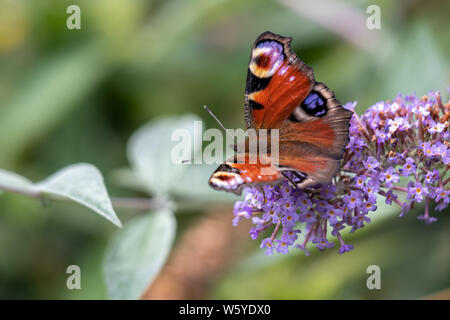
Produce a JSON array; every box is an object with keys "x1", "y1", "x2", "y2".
[
  {"x1": 209, "y1": 154, "x2": 283, "y2": 195},
  {"x1": 244, "y1": 31, "x2": 315, "y2": 129},
  {"x1": 277, "y1": 82, "x2": 353, "y2": 187},
  {"x1": 209, "y1": 31, "x2": 352, "y2": 194}
]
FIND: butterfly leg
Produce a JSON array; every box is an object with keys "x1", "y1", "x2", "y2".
[
  {"x1": 258, "y1": 186, "x2": 267, "y2": 205},
  {"x1": 281, "y1": 172, "x2": 298, "y2": 188}
]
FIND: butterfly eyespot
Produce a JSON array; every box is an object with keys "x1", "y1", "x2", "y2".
[
  {"x1": 254, "y1": 53, "x2": 271, "y2": 69},
  {"x1": 301, "y1": 92, "x2": 327, "y2": 117},
  {"x1": 249, "y1": 40, "x2": 284, "y2": 78}
]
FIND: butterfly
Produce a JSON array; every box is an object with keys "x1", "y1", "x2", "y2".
[{"x1": 209, "y1": 31, "x2": 353, "y2": 195}]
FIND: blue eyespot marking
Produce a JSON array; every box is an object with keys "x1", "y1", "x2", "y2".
[{"x1": 301, "y1": 92, "x2": 327, "y2": 117}]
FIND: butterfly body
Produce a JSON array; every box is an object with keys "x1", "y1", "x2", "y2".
[{"x1": 209, "y1": 31, "x2": 353, "y2": 195}]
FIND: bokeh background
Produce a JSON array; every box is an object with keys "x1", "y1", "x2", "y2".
[{"x1": 0, "y1": 0, "x2": 449, "y2": 299}]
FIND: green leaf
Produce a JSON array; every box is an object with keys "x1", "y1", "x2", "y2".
[
  {"x1": 103, "y1": 210, "x2": 176, "y2": 300},
  {"x1": 127, "y1": 114, "x2": 202, "y2": 196},
  {"x1": 0, "y1": 169, "x2": 35, "y2": 195},
  {"x1": 37, "y1": 163, "x2": 122, "y2": 227},
  {"x1": 0, "y1": 163, "x2": 121, "y2": 227}
]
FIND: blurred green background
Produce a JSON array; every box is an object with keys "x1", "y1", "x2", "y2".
[{"x1": 0, "y1": 0, "x2": 448, "y2": 299}]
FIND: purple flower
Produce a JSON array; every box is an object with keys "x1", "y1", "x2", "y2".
[
  {"x1": 412, "y1": 104, "x2": 430, "y2": 117},
  {"x1": 384, "y1": 189, "x2": 398, "y2": 205},
  {"x1": 230, "y1": 91, "x2": 449, "y2": 256},
  {"x1": 431, "y1": 187, "x2": 448, "y2": 203},
  {"x1": 427, "y1": 120, "x2": 445, "y2": 134},
  {"x1": 407, "y1": 181, "x2": 428, "y2": 202},
  {"x1": 284, "y1": 228, "x2": 301, "y2": 243},
  {"x1": 363, "y1": 156, "x2": 380, "y2": 172},
  {"x1": 401, "y1": 157, "x2": 416, "y2": 176},
  {"x1": 320, "y1": 184, "x2": 337, "y2": 199},
  {"x1": 343, "y1": 190, "x2": 363, "y2": 209},
  {"x1": 375, "y1": 130, "x2": 391, "y2": 143},
  {"x1": 352, "y1": 213, "x2": 371, "y2": 229},
  {"x1": 324, "y1": 207, "x2": 343, "y2": 224},
  {"x1": 338, "y1": 244, "x2": 354, "y2": 255},
  {"x1": 296, "y1": 195, "x2": 312, "y2": 211},
  {"x1": 381, "y1": 167, "x2": 399, "y2": 187},
  {"x1": 353, "y1": 175, "x2": 366, "y2": 189},
  {"x1": 275, "y1": 240, "x2": 290, "y2": 254},
  {"x1": 360, "y1": 200, "x2": 377, "y2": 214},
  {"x1": 421, "y1": 142, "x2": 434, "y2": 158},
  {"x1": 417, "y1": 215, "x2": 437, "y2": 224},
  {"x1": 260, "y1": 238, "x2": 274, "y2": 255},
  {"x1": 424, "y1": 170, "x2": 439, "y2": 185},
  {"x1": 364, "y1": 179, "x2": 380, "y2": 200},
  {"x1": 387, "y1": 117, "x2": 405, "y2": 133},
  {"x1": 313, "y1": 238, "x2": 335, "y2": 251},
  {"x1": 299, "y1": 210, "x2": 317, "y2": 223}
]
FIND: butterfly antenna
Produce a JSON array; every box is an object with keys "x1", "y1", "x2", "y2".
[{"x1": 203, "y1": 105, "x2": 227, "y2": 133}]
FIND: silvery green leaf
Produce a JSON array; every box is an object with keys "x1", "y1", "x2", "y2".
[
  {"x1": 127, "y1": 115, "x2": 202, "y2": 196},
  {"x1": 37, "y1": 163, "x2": 121, "y2": 227},
  {"x1": 0, "y1": 168, "x2": 36, "y2": 195},
  {"x1": 0, "y1": 164, "x2": 121, "y2": 227},
  {"x1": 103, "y1": 210, "x2": 176, "y2": 299}
]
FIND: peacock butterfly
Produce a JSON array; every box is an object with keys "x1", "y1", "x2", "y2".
[{"x1": 209, "y1": 31, "x2": 353, "y2": 195}]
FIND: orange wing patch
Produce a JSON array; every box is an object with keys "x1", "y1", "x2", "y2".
[
  {"x1": 281, "y1": 118, "x2": 336, "y2": 150},
  {"x1": 209, "y1": 154, "x2": 283, "y2": 195},
  {"x1": 244, "y1": 31, "x2": 314, "y2": 130}
]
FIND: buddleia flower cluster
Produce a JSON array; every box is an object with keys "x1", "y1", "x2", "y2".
[{"x1": 233, "y1": 92, "x2": 449, "y2": 256}]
